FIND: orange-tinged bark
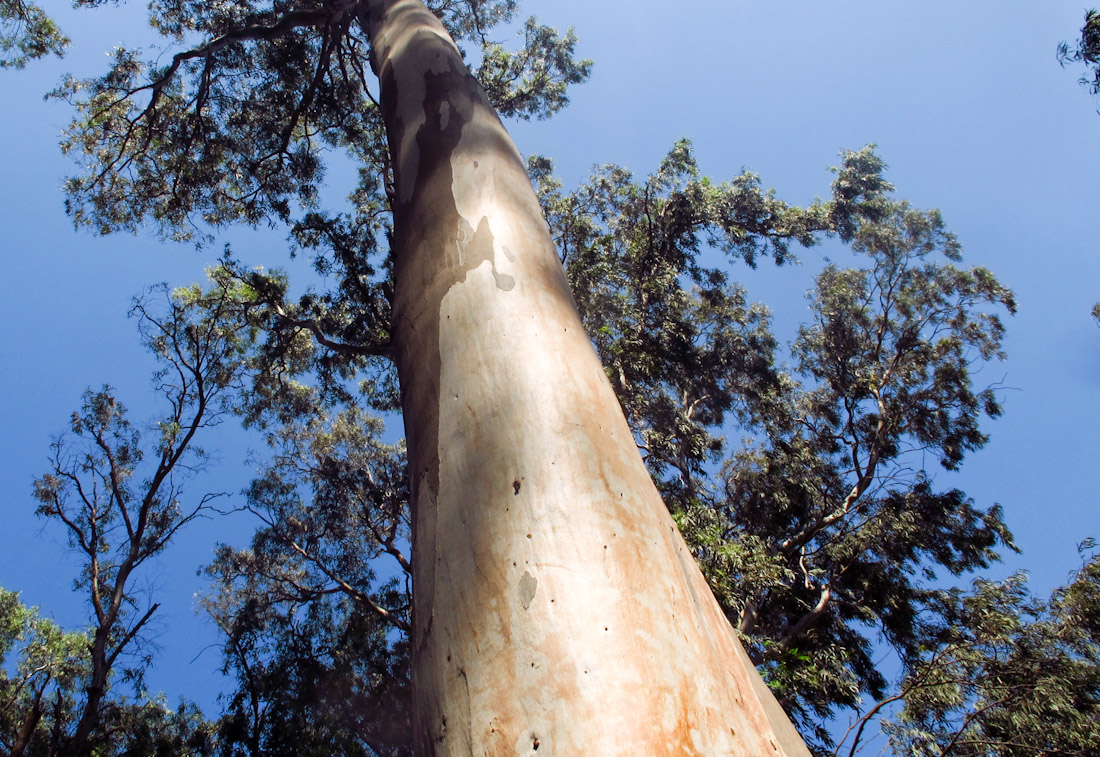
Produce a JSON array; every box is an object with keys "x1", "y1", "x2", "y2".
[{"x1": 362, "y1": 1, "x2": 810, "y2": 753}]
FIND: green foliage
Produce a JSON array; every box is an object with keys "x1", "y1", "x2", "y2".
[
  {"x1": 718, "y1": 213, "x2": 1014, "y2": 745},
  {"x1": 55, "y1": 0, "x2": 590, "y2": 241},
  {"x1": 180, "y1": 264, "x2": 410, "y2": 754},
  {"x1": 1, "y1": 587, "x2": 218, "y2": 756},
  {"x1": 0, "y1": 0, "x2": 67, "y2": 68},
  {"x1": 208, "y1": 580, "x2": 410, "y2": 756},
  {"x1": 95, "y1": 697, "x2": 218, "y2": 756},
  {"x1": 0, "y1": 588, "x2": 87, "y2": 755},
  {"x1": 477, "y1": 17, "x2": 592, "y2": 120},
  {"x1": 877, "y1": 552, "x2": 1100, "y2": 755}
]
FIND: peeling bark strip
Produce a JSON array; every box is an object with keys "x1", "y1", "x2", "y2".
[{"x1": 361, "y1": 1, "x2": 810, "y2": 753}]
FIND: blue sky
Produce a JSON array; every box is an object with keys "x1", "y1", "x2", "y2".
[{"x1": 2, "y1": 0, "x2": 1098, "y2": 727}]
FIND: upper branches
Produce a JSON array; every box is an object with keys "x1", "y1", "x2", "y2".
[{"x1": 55, "y1": 0, "x2": 590, "y2": 253}]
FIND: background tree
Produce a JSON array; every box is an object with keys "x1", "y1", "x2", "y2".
[
  {"x1": 29, "y1": 274, "x2": 256, "y2": 755},
  {"x1": 0, "y1": 588, "x2": 87, "y2": 756},
  {"x1": 841, "y1": 548, "x2": 1100, "y2": 756}
]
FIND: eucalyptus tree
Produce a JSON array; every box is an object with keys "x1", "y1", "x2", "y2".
[
  {"x1": 54, "y1": 0, "x2": 811, "y2": 751},
  {"x1": 30, "y1": 275, "x2": 257, "y2": 755},
  {"x1": 193, "y1": 139, "x2": 1016, "y2": 754}
]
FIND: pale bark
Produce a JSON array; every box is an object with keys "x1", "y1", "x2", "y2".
[{"x1": 361, "y1": 1, "x2": 810, "y2": 753}]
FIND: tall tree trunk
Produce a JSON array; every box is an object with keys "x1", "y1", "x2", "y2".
[{"x1": 362, "y1": 1, "x2": 809, "y2": 753}]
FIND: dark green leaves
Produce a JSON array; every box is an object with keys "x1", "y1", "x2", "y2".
[
  {"x1": 203, "y1": 405, "x2": 412, "y2": 754},
  {"x1": 1059, "y1": 10, "x2": 1100, "y2": 100},
  {"x1": 478, "y1": 18, "x2": 592, "y2": 120},
  {"x1": 882, "y1": 554, "x2": 1100, "y2": 756}
]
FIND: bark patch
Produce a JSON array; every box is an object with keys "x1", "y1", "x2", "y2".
[{"x1": 519, "y1": 571, "x2": 537, "y2": 609}]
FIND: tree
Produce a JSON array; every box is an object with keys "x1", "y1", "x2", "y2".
[
  {"x1": 0, "y1": 587, "x2": 216, "y2": 757},
  {"x1": 29, "y1": 275, "x2": 255, "y2": 755},
  {"x1": 51, "y1": 0, "x2": 816, "y2": 751},
  {"x1": 189, "y1": 137, "x2": 1021, "y2": 754}
]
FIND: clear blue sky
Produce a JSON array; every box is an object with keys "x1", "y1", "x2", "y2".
[{"x1": 2, "y1": 0, "x2": 1098, "y2": 722}]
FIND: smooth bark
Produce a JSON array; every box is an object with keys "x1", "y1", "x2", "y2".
[{"x1": 361, "y1": 1, "x2": 810, "y2": 753}]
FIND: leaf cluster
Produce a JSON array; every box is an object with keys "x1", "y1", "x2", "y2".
[
  {"x1": 55, "y1": 0, "x2": 591, "y2": 245},
  {"x1": 0, "y1": 588, "x2": 88, "y2": 755},
  {"x1": 203, "y1": 405, "x2": 412, "y2": 754},
  {"x1": 880, "y1": 552, "x2": 1100, "y2": 755},
  {"x1": 1059, "y1": 10, "x2": 1100, "y2": 99},
  {"x1": 0, "y1": 0, "x2": 67, "y2": 69},
  {"x1": 0, "y1": 588, "x2": 216, "y2": 756}
]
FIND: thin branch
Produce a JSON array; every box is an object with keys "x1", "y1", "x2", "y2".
[
  {"x1": 270, "y1": 301, "x2": 392, "y2": 357},
  {"x1": 287, "y1": 541, "x2": 409, "y2": 632}
]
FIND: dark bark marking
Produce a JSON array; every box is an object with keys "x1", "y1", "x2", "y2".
[{"x1": 388, "y1": 39, "x2": 520, "y2": 508}]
